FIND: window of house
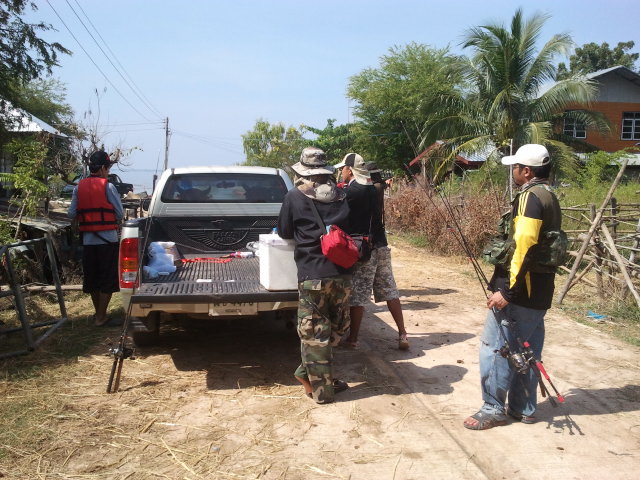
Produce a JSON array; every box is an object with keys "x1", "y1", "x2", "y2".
[
  {"x1": 622, "y1": 112, "x2": 640, "y2": 140},
  {"x1": 563, "y1": 117, "x2": 586, "y2": 138}
]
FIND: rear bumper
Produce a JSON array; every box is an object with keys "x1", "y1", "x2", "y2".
[{"x1": 129, "y1": 299, "x2": 298, "y2": 317}]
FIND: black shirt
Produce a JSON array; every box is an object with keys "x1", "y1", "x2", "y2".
[
  {"x1": 343, "y1": 181, "x2": 383, "y2": 245},
  {"x1": 277, "y1": 188, "x2": 352, "y2": 281}
]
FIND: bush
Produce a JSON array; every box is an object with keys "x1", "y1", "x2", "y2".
[{"x1": 386, "y1": 178, "x2": 502, "y2": 256}]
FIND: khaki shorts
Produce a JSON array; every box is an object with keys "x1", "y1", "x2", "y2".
[{"x1": 349, "y1": 246, "x2": 399, "y2": 306}]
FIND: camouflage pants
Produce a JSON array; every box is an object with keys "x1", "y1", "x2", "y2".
[
  {"x1": 294, "y1": 275, "x2": 351, "y2": 403},
  {"x1": 350, "y1": 246, "x2": 399, "y2": 306}
]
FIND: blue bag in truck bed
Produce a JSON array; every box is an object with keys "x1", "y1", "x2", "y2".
[{"x1": 259, "y1": 234, "x2": 297, "y2": 290}]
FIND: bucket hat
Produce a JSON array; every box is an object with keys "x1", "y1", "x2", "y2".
[{"x1": 291, "y1": 147, "x2": 335, "y2": 176}]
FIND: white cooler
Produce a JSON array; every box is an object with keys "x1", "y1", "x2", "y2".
[{"x1": 259, "y1": 234, "x2": 298, "y2": 290}]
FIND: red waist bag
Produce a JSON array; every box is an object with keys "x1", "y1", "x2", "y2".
[{"x1": 321, "y1": 225, "x2": 359, "y2": 268}]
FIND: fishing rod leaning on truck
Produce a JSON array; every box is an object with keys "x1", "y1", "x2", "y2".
[
  {"x1": 106, "y1": 214, "x2": 155, "y2": 393},
  {"x1": 402, "y1": 163, "x2": 565, "y2": 406}
]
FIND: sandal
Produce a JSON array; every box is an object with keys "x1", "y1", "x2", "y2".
[
  {"x1": 398, "y1": 333, "x2": 409, "y2": 350},
  {"x1": 94, "y1": 316, "x2": 111, "y2": 327},
  {"x1": 507, "y1": 408, "x2": 536, "y2": 424},
  {"x1": 342, "y1": 339, "x2": 359, "y2": 349},
  {"x1": 463, "y1": 410, "x2": 508, "y2": 430},
  {"x1": 333, "y1": 379, "x2": 349, "y2": 394}
]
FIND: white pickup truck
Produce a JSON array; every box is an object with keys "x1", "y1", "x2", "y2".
[{"x1": 118, "y1": 166, "x2": 299, "y2": 345}]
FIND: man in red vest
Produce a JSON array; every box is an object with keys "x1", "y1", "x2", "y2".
[{"x1": 68, "y1": 151, "x2": 124, "y2": 326}]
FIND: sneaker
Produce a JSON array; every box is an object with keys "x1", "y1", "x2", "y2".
[{"x1": 398, "y1": 333, "x2": 409, "y2": 350}]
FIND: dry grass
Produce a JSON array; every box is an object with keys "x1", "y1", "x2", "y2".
[
  {"x1": 385, "y1": 183, "x2": 502, "y2": 256},
  {"x1": 0, "y1": 292, "x2": 325, "y2": 479}
]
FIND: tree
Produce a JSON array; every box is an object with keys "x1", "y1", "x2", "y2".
[
  {"x1": 427, "y1": 9, "x2": 609, "y2": 180},
  {"x1": 0, "y1": 137, "x2": 49, "y2": 238},
  {"x1": 11, "y1": 78, "x2": 74, "y2": 132},
  {"x1": 241, "y1": 119, "x2": 307, "y2": 171},
  {"x1": 557, "y1": 41, "x2": 639, "y2": 79},
  {"x1": 301, "y1": 119, "x2": 356, "y2": 163},
  {"x1": 0, "y1": 0, "x2": 70, "y2": 129},
  {"x1": 347, "y1": 43, "x2": 466, "y2": 171}
]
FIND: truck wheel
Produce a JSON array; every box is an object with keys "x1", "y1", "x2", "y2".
[
  {"x1": 130, "y1": 312, "x2": 160, "y2": 347},
  {"x1": 278, "y1": 310, "x2": 297, "y2": 329}
]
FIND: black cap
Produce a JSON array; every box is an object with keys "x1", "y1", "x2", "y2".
[{"x1": 89, "y1": 151, "x2": 112, "y2": 167}]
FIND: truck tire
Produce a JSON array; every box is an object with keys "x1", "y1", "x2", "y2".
[{"x1": 130, "y1": 312, "x2": 160, "y2": 347}]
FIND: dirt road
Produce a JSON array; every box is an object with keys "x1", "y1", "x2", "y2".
[{"x1": 3, "y1": 239, "x2": 640, "y2": 479}]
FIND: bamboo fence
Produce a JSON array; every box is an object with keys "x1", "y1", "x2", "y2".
[{"x1": 557, "y1": 159, "x2": 640, "y2": 307}]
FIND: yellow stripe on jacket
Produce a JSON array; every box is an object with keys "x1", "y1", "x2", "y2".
[{"x1": 510, "y1": 191, "x2": 543, "y2": 296}]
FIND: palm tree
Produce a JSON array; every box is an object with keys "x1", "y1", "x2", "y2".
[{"x1": 422, "y1": 8, "x2": 609, "y2": 180}]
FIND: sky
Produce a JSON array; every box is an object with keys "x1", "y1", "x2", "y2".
[{"x1": 25, "y1": 0, "x2": 640, "y2": 190}]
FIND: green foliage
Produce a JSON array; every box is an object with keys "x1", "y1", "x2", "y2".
[
  {"x1": 558, "y1": 178, "x2": 638, "y2": 208},
  {"x1": 557, "y1": 40, "x2": 639, "y2": 79},
  {"x1": 347, "y1": 42, "x2": 466, "y2": 171},
  {"x1": 428, "y1": 9, "x2": 607, "y2": 181},
  {"x1": 302, "y1": 119, "x2": 356, "y2": 163},
  {"x1": 10, "y1": 78, "x2": 74, "y2": 133},
  {"x1": 1, "y1": 138, "x2": 49, "y2": 224},
  {"x1": 0, "y1": 219, "x2": 15, "y2": 244},
  {"x1": 0, "y1": 0, "x2": 71, "y2": 130},
  {"x1": 576, "y1": 150, "x2": 628, "y2": 188},
  {"x1": 241, "y1": 119, "x2": 308, "y2": 170}
]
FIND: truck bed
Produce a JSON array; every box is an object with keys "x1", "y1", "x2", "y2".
[{"x1": 131, "y1": 256, "x2": 299, "y2": 304}]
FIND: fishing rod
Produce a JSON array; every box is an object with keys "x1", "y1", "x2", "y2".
[
  {"x1": 106, "y1": 214, "x2": 155, "y2": 393},
  {"x1": 402, "y1": 163, "x2": 565, "y2": 406}
]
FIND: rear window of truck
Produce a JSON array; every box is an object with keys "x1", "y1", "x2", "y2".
[{"x1": 161, "y1": 173, "x2": 289, "y2": 203}]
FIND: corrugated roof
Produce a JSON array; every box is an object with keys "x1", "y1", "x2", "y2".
[
  {"x1": 1, "y1": 102, "x2": 68, "y2": 138},
  {"x1": 409, "y1": 140, "x2": 497, "y2": 166},
  {"x1": 585, "y1": 65, "x2": 640, "y2": 87}
]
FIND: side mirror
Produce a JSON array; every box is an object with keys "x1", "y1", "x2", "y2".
[{"x1": 141, "y1": 198, "x2": 151, "y2": 211}]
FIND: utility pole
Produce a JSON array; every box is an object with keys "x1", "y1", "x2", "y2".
[{"x1": 163, "y1": 117, "x2": 170, "y2": 171}]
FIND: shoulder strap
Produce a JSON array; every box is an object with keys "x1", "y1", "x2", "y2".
[{"x1": 305, "y1": 194, "x2": 326, "y2": 232}]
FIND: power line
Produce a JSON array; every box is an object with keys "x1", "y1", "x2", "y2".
[
  {"x1": 172, "y1": 130, "x2": 244, "y2": 154},
  {"x1": 68, "y1": 0, "x2": 164, "y2": 119},
  {"x1": 45, "y1": 0, "x2": 155, "y2": 123},
  {"x1": 101, "y1": 121, "x2": 165, "y2": 127}
]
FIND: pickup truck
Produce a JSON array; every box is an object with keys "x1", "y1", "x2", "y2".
[
  {"x1": 61, "y1": 173, "x2": 134, "y2": 198},
  {"x1": 119, "y1": 166, "x2": 299, "y2": 345}
]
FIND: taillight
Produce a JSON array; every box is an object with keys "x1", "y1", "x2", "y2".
[{"x1": 119, "y1": 237, "x2": 139, "y2": 288}]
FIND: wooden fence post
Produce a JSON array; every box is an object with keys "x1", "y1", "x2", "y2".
[
  {"x1": 590, "y1": 204, "x2": 604, "y2": 298},
  {"x1": 556, "y1": 158, "x2": 629, "y2": 304},
  {"x1": 601, "y1": 223, "x2": 640, "y2": 308}
]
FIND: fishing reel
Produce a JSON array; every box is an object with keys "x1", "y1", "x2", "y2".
[
  {"x1": 108, "y1": 344, "x2": 135, "y2": 361},
  {"x1": 497, "y1": 345, "x2": 529, "y2": 374}
]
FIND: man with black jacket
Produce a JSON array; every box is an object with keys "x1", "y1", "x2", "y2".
[
  {"x1": 464, "y1": 144, "x2": 563, "y2": 430},
  {"x1": 334, "y1": 153, "x2": 408, "y2": 349},
  {"x1": 277, "y1": 147, "x2": 351, "y2": 404}
]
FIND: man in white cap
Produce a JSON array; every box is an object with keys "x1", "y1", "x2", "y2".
[
  {"x1": 464, "y1": 144, "x2": 563, "y2": 430},
  {"x1": 278, "y1": 147, "x2": 352, "y2": 404}
]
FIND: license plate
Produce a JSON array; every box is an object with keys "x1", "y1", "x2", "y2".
[{"x1": 209, "y1": 302, "x2": 257, "y2": 316}]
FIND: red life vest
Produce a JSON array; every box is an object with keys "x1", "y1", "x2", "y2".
[{"x1": 76, "y1": 176, "x2": 118, "y2": 232}]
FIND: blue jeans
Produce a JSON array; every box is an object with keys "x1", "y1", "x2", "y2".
[{"x1": 478, "y1": 303, "x2": 546, "y2": 417}]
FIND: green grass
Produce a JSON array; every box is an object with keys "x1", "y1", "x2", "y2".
[
  {"x1": 397, "y1": 232, "x2": 429, "y2": 249},
  {"x1": 560, "y1": 297, "x2": 640, "y2": 347},
  {"x1": 558, "y1": 181, "x2": 639, "y2": 208}
]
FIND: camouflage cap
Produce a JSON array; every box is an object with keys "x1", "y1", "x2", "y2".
[
  {"x1": 291, "y1": 147, "x2": 335, "y2": 176},
  {"x1": 334, "y1": 153, "x2": 372, "y2": 185}
]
